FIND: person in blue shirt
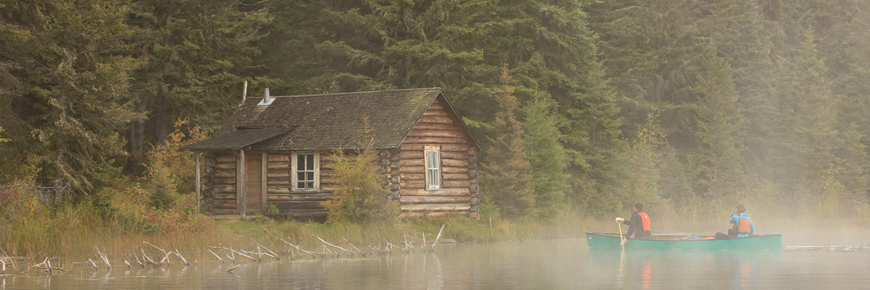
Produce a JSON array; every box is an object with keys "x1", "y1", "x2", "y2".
[{"x1": 728, "y1": 204, "x2": 754, "y2": 238}]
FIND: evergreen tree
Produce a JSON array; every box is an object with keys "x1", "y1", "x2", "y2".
[
  {"x1": 125, "y1": 0, "x2": 271, "y2": 173},
  {"x1": 0, "y1": 0, "x2": 137, "y2": 196},
  {"x1": 691, "y1": 44, "x2": 745, "y2": 207},
  {"x1": 481, "y1": 66, "x2": 533, "y2": 220},
  {"x1": 521, "y1": 94, "x2": 568, "y2": 220}
]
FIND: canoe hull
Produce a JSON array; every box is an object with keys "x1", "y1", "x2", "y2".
[{"x1": 586, "y1": 232, "x2": 782, "y2": 250}]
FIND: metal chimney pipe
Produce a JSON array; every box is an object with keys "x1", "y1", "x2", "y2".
[{"x1": 242, "y1": 81, "x2": 248, "y2": 104}]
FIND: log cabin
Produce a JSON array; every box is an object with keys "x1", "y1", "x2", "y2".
[{"x1": 182, "y1": 88, "x2": 480, "y2": 220}]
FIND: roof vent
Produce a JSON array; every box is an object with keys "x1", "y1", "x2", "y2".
[{"x1": 259, "y1": 88, "x2": 274, "y2": 106}]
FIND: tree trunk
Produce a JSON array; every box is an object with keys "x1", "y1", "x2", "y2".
[{"x1": 125, "y1": 101, "x2": 147, "y2": 175}]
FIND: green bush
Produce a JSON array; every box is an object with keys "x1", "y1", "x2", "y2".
[{"x1": 321, "y1": 147, "x2": 398, "y2": 223}]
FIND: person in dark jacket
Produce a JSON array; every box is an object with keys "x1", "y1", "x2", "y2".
[{"x1": 616, "y1": 202, "x2": 651, "y2": 239}]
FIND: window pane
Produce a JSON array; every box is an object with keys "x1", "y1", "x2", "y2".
[
  {"x1": 427, "y1": 152, "x2": 437, "y2": 168},
  {"x1": 297, "y1": 154, "x2": 305, "y2": 169},
  {"x1": 297, "y1": 172, "x2": 305, "y2": 181},
  {"x1": 306, "y1": 154, "x2": 315, "y2": 170},
  {"x1": 306, "y1": 172, "x2": 313, "y2": 181},
  {"x1": 297, "y1": 181, "x2": 305, "y2": 188}
]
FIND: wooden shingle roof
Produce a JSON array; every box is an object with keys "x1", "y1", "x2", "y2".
[{"x1": 192, "y1": 87, "x2": 463, "y2": 151}]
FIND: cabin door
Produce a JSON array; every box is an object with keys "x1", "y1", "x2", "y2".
[{"x1": 245, "y1": 153, "x2": 263, "y2": 213}]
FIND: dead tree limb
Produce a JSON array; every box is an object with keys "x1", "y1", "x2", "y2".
[
  {"x1": 173, "y1": 249, "x2": 191, "y2": 266},
  {"x1": 141, "y1": 248, "x2": 159, "y2": 267},
  {"x1": 315, "y1": 235, "x2": 352, "y2": 257},
  {"x1": 210, "y1": 245, "x2": 258, "y2": 262},
  {"x1": 236, "y1": 234, "x2": 280, "y2": 261},
  {"x1": 227, "y1": 264, "x2": 241, "y2": 273},
  {"x1": 209, "y1": 249, "x2": 224, "y2": 263},
  {"x1": 430, "y1": 224, "x2": 446, "y2": 251},
  {"x1": 143, "y1": 241, "x2": 171, "y2": 265},
  {"x1": 95, "y1": 247, "x2": 111, "y2": 270},
  {"x1": 368, "y1": 244, "x2": 389, "y2": 255}
]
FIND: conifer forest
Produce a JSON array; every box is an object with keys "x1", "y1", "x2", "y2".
[{"x1": 2, "y1": 0, "x2": 869, "y2": 222}]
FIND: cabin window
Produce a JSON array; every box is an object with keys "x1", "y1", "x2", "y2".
[
  {"x1": 425, "y1": 146, "x2": 441, "y2": 190},
  {"x1": 292, "y1": 152, "x2": 319, "y2": 191}
]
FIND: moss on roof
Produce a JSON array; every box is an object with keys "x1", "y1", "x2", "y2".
[{"x1": 212, "y1": 88, "x2": 443, "y2": 150}]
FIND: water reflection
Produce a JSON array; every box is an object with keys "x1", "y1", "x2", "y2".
[
  {"x1": 589, "y1": 249, "x2": 782, "y2": 289},
  {"x1": 9, "y1": 241, "x2": 870, "y2": 289}
]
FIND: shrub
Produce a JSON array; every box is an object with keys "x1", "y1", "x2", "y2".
[{"x1": 321, "y1": 146, "x2": 398, "y2": 223}]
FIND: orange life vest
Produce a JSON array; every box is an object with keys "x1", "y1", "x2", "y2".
[
  {"x1": 635, "y1": 211, "x2": 651, "y2": 234},
  {"x1": 733, "y1": 215, "x2": 751, "y2": 234}
]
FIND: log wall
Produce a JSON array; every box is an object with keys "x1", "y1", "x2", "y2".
[{"x1": 393, "y1": 97, "x2": 480, "y2": 219}]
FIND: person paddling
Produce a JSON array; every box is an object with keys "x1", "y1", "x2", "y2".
[
  {"x1": 616, "y1": 202, "x2": 651, "y2": 239},
  {"x1": 728, "y1": 203, "x2": 754, "y2": 238}
]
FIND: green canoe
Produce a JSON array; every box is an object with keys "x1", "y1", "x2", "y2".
[{"x1": 586, "y1": 232, "x2": 782, "y2": 250}]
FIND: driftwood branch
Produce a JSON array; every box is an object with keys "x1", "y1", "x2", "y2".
[
  {"x1": 315, "y1": 235, "x2": 352, "y2": 257},
  {"x1": 236, "y1": 233, "x2": 280, "y2": 261},
  {"x1": 262, "y1": 227, "x2": 316, "y2": 258},
  {"x1": 95, "y1": 247, "x2": 111, "y2": 270},
  {"x1": 143, "y1": 241, "x2": 171, "y2": 265},
  {"x1": 227, "y1": 264, "x2": 241, "y2": 273},
  {"x1": 209, "y1": 249, "x2": 224, "y2": 263},
  {"x1": 173, "y1": 249, "x2": 191, "y2": 266},
  {"x1": 210, "y1": 245, "x2": 258, "y2": 262},
  {"x1": 430, "y1": 224, "x2": 446, "y2": 251},
  {"x1": 141, "y1": 248, "x2": 158, "y2": 267}
]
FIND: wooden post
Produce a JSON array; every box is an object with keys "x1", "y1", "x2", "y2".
[
  {"x1": 239, "y1": 149, "x2": 247, "y2": 218},
  {"x1": 261, "y1": 152, "x2": 268, "y2": 212},
  {"x1": 195, "y1": 152, "x2": 201, "y2": 215}
]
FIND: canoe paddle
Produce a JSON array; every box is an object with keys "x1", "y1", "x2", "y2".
[{"x1": 617, "y1": 219, "x2": 626, "y2": 250}]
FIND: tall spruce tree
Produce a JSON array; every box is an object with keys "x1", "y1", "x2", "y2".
[
  {"x1": 691, "y1": 44, "x2": 745, "y2": 207},
  {"x1": 521, "y1": 94, "x2": 568, "y2": 220},
  {"x1": 481, "y1": 66, "x2": 533, "y2": 220}
]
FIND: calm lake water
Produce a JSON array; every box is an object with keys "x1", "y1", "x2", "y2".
[{"x1": 5, "y1": 239, "x2": 870, "y2": 289}]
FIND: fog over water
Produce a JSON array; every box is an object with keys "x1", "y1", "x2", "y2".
[{"x1": 5, "y1": 234, "x2": 870, "y2": 290}]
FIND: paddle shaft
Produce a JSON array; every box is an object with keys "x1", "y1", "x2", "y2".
[{"x1": 617, "y1": 221, "x2": 625, "y2": 250}]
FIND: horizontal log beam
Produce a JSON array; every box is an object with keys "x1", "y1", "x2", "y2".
[
  {"x1": 274, "y1": 201, "x2": 325, "y2": 210},
  {"x1": 402, "y1": 188, "x2": 470, "y2": 196},
  {"x1": 215, "y1": 163, "x2": 237, "y2": 170},
  {"x1": 427, "y1": 102, "x2": 447, "y2": 110},
  {"x1": 410, "y1": 123, "x2": 456, "y2": 131},
  {"x1": 213, "y1": 177, "x2": 236, "y2": 185},
  {"x1": 400, "y1": 144, "x2": 470, "y2": 152},
  {"x1": 422, "y1": 108, "x2": 450, "y2": 116},
  {"x1": 267, "y1": 163, "x2": 290, "y2": 170},
  {"x1": 214, "y1": 193, "x2": 236, "y2": 200},
  {"x1": 214, "y1": 185, "x2": 236, "y2": 193},
  {"x1": 400, "y1": 203, "x2": 472, "y2": 212},
  {"x1": 267, "y1": 155, "x2": 290, "y2": 162},
  {"x1": 215, "y1": 170, "x2": 235, "y2": 178},
  {"x1": 267, "y1": 193, "x2": 334, "y2": 202},
  {"x1": 417, "y1": 116, "x2": 454, "y2": 125},
  {"x1": 402, "y1": 136, "x2": 468, "y2": 144},
  {"x1": 406, "y1": 129, "x2": 465, "y2": 138},
  {"x1": 215, "y1": 155, "x2": 236, "y2": 163},
  {"x1": 267, "y1": 170, "x2": 290, "y2": 178},
  {"x1": 443, "y1": 181, "x2": 471, "y2": 188},
  {"x1": 400, "y1": 196, "x2": 471, "y2": 204}
]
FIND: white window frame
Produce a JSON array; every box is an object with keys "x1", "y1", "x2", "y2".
[
  {"x1": 424, "y1": 145, "x2": 441, "y2": 190},
  {"x1": 291, "y1": 151, "x2": 320, "y2": 192}
]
